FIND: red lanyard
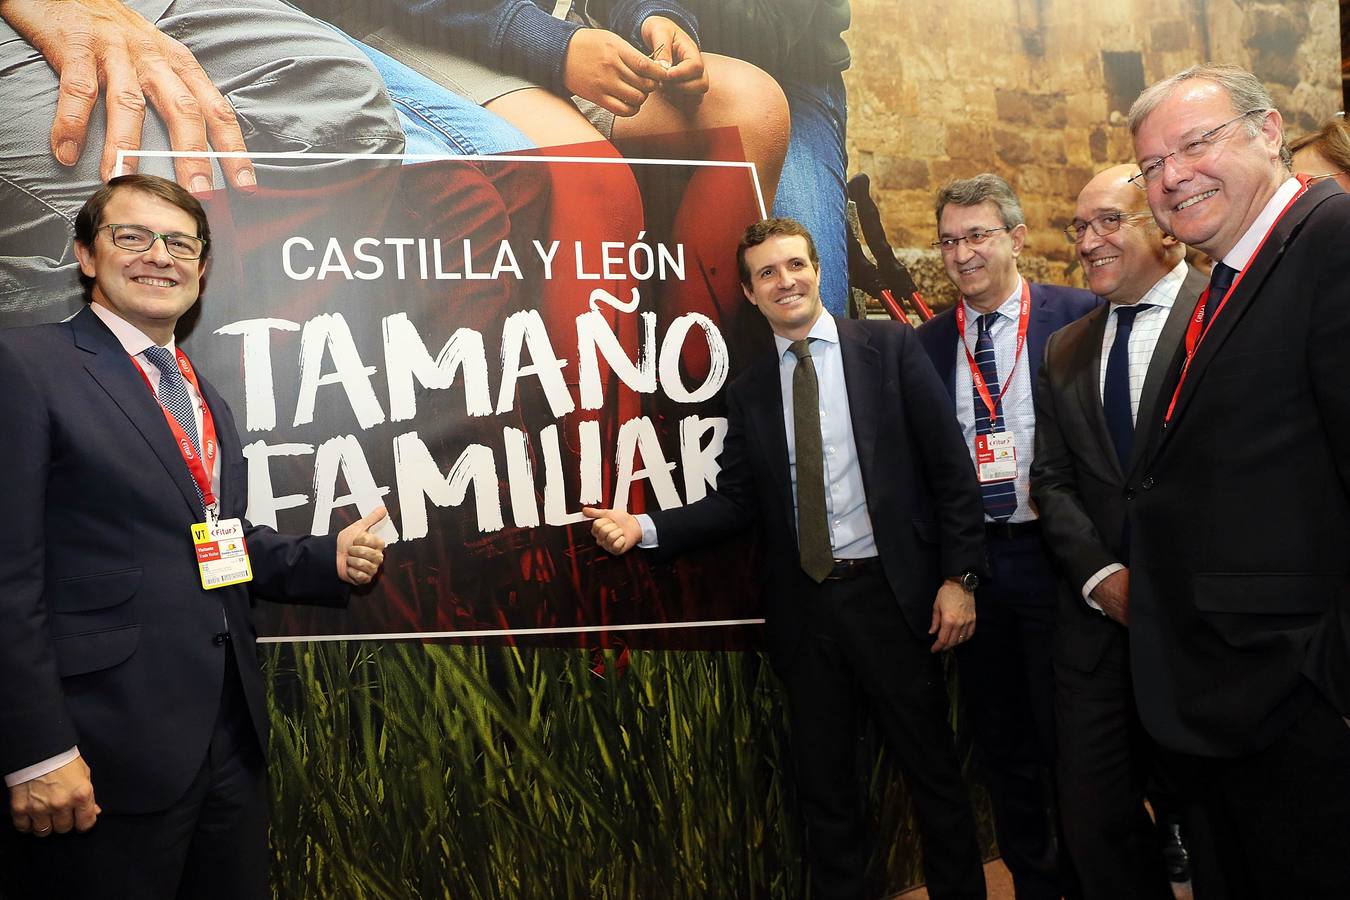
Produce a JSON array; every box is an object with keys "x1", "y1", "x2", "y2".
[
  {"x1": 1163, "y1": 177, "x2": 1309, "y2": 424},
  {"x1": 955, "y1": 279, "x2": 1031, "y2": 428},
  {"x1": 132, "y1": 346, "x2": 219, "y2": 512}
]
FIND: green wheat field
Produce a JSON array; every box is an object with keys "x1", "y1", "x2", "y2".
[{"x1": 264, "y1": 643, "x2": 993, "y2": 899}]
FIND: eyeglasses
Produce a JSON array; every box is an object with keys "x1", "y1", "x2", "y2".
[
  {"x1": 1063, "y1": 211, "x2": 1153, "y2": 244},
  {"x1": 99, "y1": 223, "x2": 207, "y2": 260},
  {"x1": 1130, "y1": 108, "x2": 1269, "y2": 188},
  {"x1": 931, "y1": 226, "x2": 1011, "y2": 253}
]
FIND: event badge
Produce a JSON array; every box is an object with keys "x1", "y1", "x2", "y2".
[
  {"x1": 191, "y1": 517, "x2": 253, "y2": 590},
  {"x1": 975, "y1": 431, "x2": 1017, "y2": 483}
]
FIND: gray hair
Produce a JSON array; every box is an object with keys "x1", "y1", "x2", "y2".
[
  {"x1": 1128, "y1": 64, "x2": 1291, "y2": 168},
  {"x1": 934, "y1": 173, "x2": 1025, "y2": 229}
]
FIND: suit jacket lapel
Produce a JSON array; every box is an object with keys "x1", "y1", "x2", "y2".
[
  {"x1": 934, "y1": 311, "x2": 959, "y2": 401},
  {"x1": 1067, "y1": 306, "x2": 1120, "y2": 479},
  {"x1": 838, "y1": 318, "x2": 880, "y2": 489},
  {"x1": 742, "y1": 351, "x2": 794, "y2": 534},
  {"x1": 1159, "y1": 184, "x2": 1329, "y2": 446},
  {"x1": 1127, "y1": 265, "x2": 1206, "y2": 478},
  {"x1": 73, "y1": 308, "x2": 204, "y2": 518},
  {"x1": 1026, "y1": 282, "x2": 1054, "y2": 395}
]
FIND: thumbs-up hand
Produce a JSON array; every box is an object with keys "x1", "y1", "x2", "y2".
[{"x1": 336, "y1": 506, "x2": 388, "y2": 585}]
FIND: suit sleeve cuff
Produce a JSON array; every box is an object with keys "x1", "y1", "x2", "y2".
[
  {"x1": 1081, "y1": 564, "x2": 1124, "y2": 613},
  {"x1": 6, "y1": 747, "x2": 79, "y2": 788},
  {"x1": 636, "y1": 513, "x2": 659, "y2": 548}
]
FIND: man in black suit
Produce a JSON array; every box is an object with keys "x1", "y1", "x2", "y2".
[
  {"x1": 1030, "y1": 164, "x2": 1205, "y2": 900},
  {"x1": 916, "y1": 173, "x2": 1097, "y2": 900},
  {"x1": 1125, "y1": 63, "x2": 1350, "y2": 897},
  {"x1": 0, "y1": 174, "x2": 388, "y2": 899},
  {"x1": 584, "y1": 218, "x2": 988, "y2": 899}
]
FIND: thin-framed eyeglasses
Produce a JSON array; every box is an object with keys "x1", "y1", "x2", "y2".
[
  {"x1": 99, "y1": 223, "x2": 207, "y2": 260},
  {"x1": 1063, "y1": 211, "x2": 1154, "y2": 244},
  {"x1": 1129, "y1": 108, "x2": 1269, "y2": 189},
  {"x1": 931, "y1": 226, "x2": 1011, "y2": 253}
]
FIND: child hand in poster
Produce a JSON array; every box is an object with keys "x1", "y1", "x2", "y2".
[
  {"x1": 561, "y1": 25, "x2": 669, "y2": 117},
  {"x1": 641, "y1": 15, "x2": 707, "y2": 97},
  {"x1": 0, "y1": 0, "x2": 254, "y2": 190}
]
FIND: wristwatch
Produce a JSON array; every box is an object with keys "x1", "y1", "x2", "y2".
[{"x1": 955, "y1": 571, "x2": 980, "y2": 592}]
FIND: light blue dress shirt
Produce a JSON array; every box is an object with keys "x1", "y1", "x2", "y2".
[{"x1": 954, "y1": 277, "x2": 1037, "y2": 523}]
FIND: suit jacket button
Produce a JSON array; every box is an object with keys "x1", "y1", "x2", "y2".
[
  {"x1": 213, "y1": 632, "x2": 231, "y2": 646},
  {"x1": 1124, "y1": 489, "x2": 1135, "y2": 501},
  {"x1": 1141, "y1": 476, "x2": 1155, "y2": 490}
]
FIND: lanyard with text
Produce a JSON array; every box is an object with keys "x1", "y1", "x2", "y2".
[
  {"x1": 132, "y1": 346, "x2": 220, "y2": 516},
  {"x1": 955, "y1": 278, "x2": 1032, "y2": 428},
  {"x1": 1163, "y1": 177, "x2": 1309, "y2": 425}
]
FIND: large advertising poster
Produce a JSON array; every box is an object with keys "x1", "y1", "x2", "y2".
[{"x1": 1, "y1": 0, "x2": 1342, "y2": 896}]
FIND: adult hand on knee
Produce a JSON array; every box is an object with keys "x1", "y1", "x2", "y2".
[{"x1": 0, "y1": 0, "x2": 254, "y2": 191}]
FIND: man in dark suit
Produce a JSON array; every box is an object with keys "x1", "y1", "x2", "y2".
[
  {"x1": 916, "y1": 173, "x2": 1098, "y2": 900},
  {"x1": 0, "y1": 174, "x2": 388, "y2": 899},
  {"x1": 1123, "y1": 64, "x2": 1350, "y2": 898},
  {"x1": 584, "y1": 218, "x2": 988, "y2": 899},
  {"x1": 1030, "y1": 164, "x2": 1205, "y2": 900}
]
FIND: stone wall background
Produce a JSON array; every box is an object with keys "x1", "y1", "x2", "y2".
[{"x1": 841, "y1": 0, "x2": 1344, "y2": 310}]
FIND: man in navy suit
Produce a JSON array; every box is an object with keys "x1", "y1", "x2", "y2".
[
  {"x1": 916, "y1": 173, "x2": 1098, "y2": 900},
  {"x1": 0, "y1": 174, "x2": 388, "y2": 899},
  {"x1": 585, "y1": 218, "x2": 989, "y2": 899}
]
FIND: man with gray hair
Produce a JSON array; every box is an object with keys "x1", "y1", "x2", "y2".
[
  {"x1": 1125, "y1": 63, "x2": 1350, "y2": 896},
  {"x1": 917, "y1": 173, "x2": 1097, "y2": 900}
]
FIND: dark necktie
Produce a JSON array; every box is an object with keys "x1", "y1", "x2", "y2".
[
  {"x1": 1201, "y1": 262, "x2": 1237, "y2": 328},
  {"x1": 143, "y1": 345, "x2": 204, "y2": 507},
  {"x1": 1103, "y1": 304, "x2": 1154, "y2": 469},
  {"x1": 972, "y1": 313, "x2": 1016, "y2": 522},
  {"x1": 789, "y1": 340, "x2": 833, "y2": 583}
]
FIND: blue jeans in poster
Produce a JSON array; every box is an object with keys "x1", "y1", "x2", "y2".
[
  {"x1": 772, "y1": 72, "x2": 849, "y2": 316},
  {"x1": 352, "y1": 41, "x2": 534, "y2": 157}
]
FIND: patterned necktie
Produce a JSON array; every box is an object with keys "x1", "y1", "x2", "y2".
[
  {"x1": 143, "y1": 345, "x2": 204, "y2": 506},
  {"x1": 789, "y1": 339, "x2": 833, "y2": 583},
  {"x1": 972, "y1": 313, "x2": 1016, "y2": 522},
  {"x1": 1201, "y1": 262, "x2": 1237, "y2": 328},
  {"x1": 1103, "y1": 304, "x2": 1154, "y2": 469}
]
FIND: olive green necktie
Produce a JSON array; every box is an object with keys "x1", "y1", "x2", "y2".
[{"x1": 790, "y1": 340, "x2": 833, "y2": 583}]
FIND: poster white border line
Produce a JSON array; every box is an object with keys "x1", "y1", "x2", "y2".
[
  {"x1": 115, "y1": 150, "x2": 768, "y2": 219},
  {"x1": 120, "y1": 148, "x2": 769, "y2": 642},
  {"x1": 258, "y1": 617, "x2": 766, "y2": 644}
]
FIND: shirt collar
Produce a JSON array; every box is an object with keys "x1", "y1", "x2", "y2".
[
  {"x1": 1222, "y1": 176, "x2": 1301, "y2": 272},
  {"x1": 961, "y1": 274, "x2": 1023, "y2": 330},
  {"x1": 90, "y1": 302, "x2": 175, "y2": 356},
  {"x1": 774, "y1": 311, "x2": 838, "y2": 360},
  {"x1": 1109, "y1": 259, "x2": 1187, "y2": 316}
]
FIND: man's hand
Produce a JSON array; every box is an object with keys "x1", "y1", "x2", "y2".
[
  {"x1": 640, "y1": 16, "x2": 707, "y2": 97},
  {"x1": 582, "y1": 506, "x2": 641, "y2": 555},
  {"x1": 929, "y1": 579, "x2": 976, "y2": 653},
  {"x1": 562, "y1": 28, "x2": 667, "y2": 117},
  {"x1": 0, "y1": 0, "x2": 253, "y2": 190},
  {"x1": 1091, "y1": 568, "x2": 1130, "y2": 626},
  {"x1": 9, "y1": 755, "x2": 99, "y2": 836},
  {"x1": 336, "y1": 506, "x2": 388, "y2": 586}
]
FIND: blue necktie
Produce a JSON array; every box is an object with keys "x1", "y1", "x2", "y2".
[
  {"x1": 1201, "y1": 262, "x2": 1237, "y2": 328},
  {"x1": 1103, "y1": 304, "x2": 1153, "y2": 469},
  {"x1": 143, "y1": 345, "x2": 204, "y2": 507},
  {"x1": 972, "y1": 313, "x2": 1016, "y2": 522}
]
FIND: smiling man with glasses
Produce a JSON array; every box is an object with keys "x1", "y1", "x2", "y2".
[
  {"x1": 1032, "y1": 164, "x2": 1210, "y2": 900},
  {"x1": 1121, "y1": 63, "x2": 1350, "y2": 898},
  {"x1": 0, "y1": 173, "x2": 389, "y2": 900},
  {"x1": 916, "y1": 173, "x2": 1098, "y2": 900}
]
